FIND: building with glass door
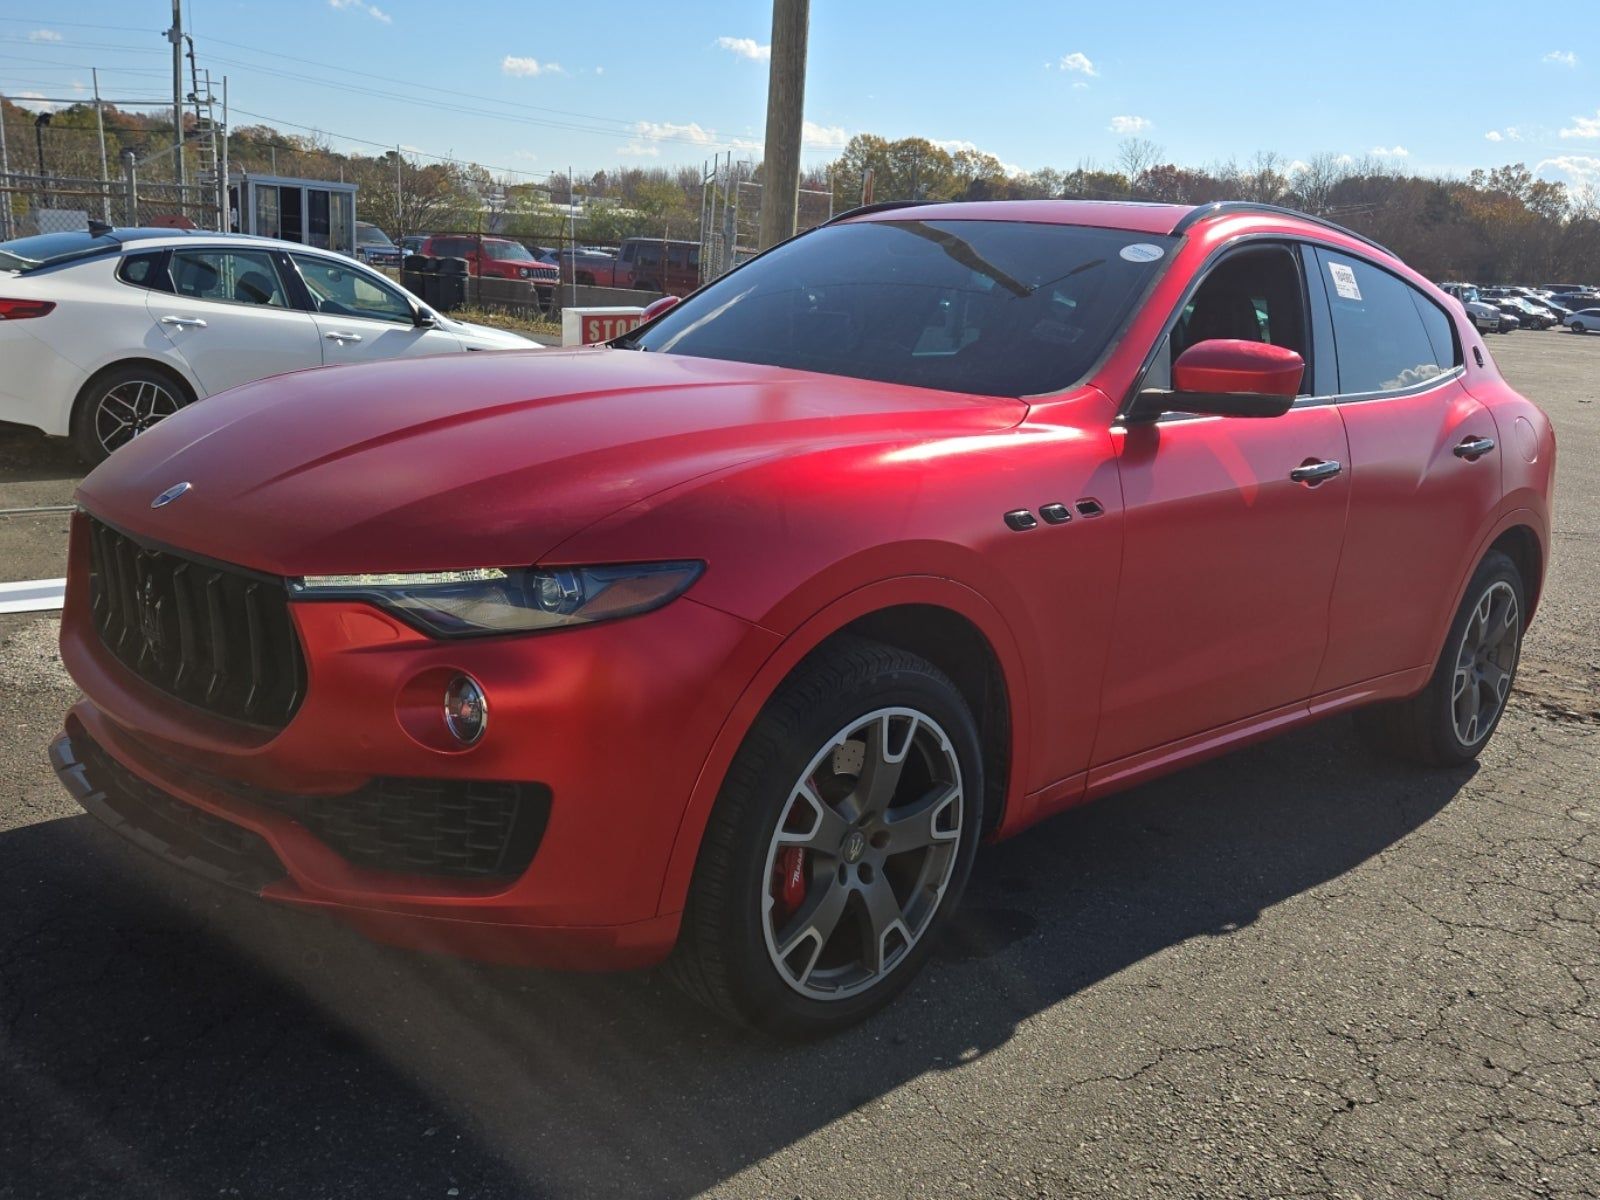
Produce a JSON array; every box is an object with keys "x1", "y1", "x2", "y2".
[{"x1": 229, "y1": 174, "x2": 357, "y2": 255}]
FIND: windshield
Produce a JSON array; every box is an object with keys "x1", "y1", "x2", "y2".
[
  {"x1": 356, "y1": 223, "x2": 395, "y2": 247},
  {"x1": 486, "y1": 240, "x2": 535, "y2": 261},
  {"x1": 623, "y1": 220, "x2": 1175, "y2": 397}
]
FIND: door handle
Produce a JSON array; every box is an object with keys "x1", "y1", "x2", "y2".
[
  {"x1": 1289, "y1": 459, "x2": 1343, "y2": 484},
  {"x1": 1453, "y1": 436, "x2": 1496, "y2": 460},
  {"x1": 159, "y1": 315, "x2": 207, "y2": 329},
  {"x1": 324, "y1": 331, "x2": 363, "y2": 343}
]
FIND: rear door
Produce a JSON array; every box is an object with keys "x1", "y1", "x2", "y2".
[
  {"x1": 1306, "y1": 246, "x2": 1503, "y2": 692},
  {"x1": 152, "y1": 246, "x2": 323, "y2": 394},
  {"x1": 287, "y1": 252, "x2": 463, "y2": 363}
]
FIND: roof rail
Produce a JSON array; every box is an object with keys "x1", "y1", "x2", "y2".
[
  {"x1": 1173, "y1": 201, "x2": 1394, "y2": 257},
  {"x1": 824, "y1": 199, "x2": 942, "y2": 225}
]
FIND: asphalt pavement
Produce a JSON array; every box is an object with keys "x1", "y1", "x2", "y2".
[{"x1": 0, "y1": 333, "x2": 1595, "y2": 1199}]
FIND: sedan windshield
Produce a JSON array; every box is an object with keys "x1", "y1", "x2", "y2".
[
  {"x1": 623, "y1": 219, "x2": 1175, "y2": 396},
  {"x1": 486, "y1": 240, "x2": 535, "y2": 261}
]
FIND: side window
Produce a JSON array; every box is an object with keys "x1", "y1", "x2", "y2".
[
  {"x1": 117, "y1": 251, "x2": 171, "y2": 292},
  {"x1": 291, "y1": 255, "x2": 414, "y2": 324},
  {"x1": 1410, "y1": 289, "x2": 1460, "y2": 372},
  {"x1": 620, "y1": 243, "x2": 636, "y2": 263},
  {"x1": 169, "y1": 249, "x2": 288, "y2": 307},
  {"x1": 1315, "y1": 250, "x2": 1449, "y2": 394},
  {"x1": 1143, "y1": 243, "x2": 1310, "y2": 396}
]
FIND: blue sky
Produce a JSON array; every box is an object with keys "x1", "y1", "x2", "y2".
[{"x1": 2, "y1": 1, "x2": 1597, "y2": 192}]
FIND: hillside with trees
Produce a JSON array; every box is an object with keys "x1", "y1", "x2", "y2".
[{"x1": 6, "y1": 96, "x2": 1596, "y2": 283}]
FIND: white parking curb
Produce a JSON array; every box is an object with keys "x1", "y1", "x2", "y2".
[{"x1": 0, "y1": 578, "x2": 67, "y2": 614}]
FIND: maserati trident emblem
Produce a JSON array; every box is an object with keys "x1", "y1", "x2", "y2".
[
  {"x1": 137, "y1": 575, "x2": 163, "y2": 658},
  {"x1": 841, "y1": 830, "x2": 867, "y2": 865},
  {"x1": 150, "y1": 481, "x2": 192, "y2": 509}
]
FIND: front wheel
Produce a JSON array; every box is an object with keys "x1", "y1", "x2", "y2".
[
  {"x1": 1355, "y1": 550, "x2": 1524, "y2": 766},
  {"x1": 669, "y1": 638, "x2": 984, "y2": 1036}
]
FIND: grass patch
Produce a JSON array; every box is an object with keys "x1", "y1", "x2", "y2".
[{"x1": 452, "y1": 306, "x2": 562, "y2": 339}]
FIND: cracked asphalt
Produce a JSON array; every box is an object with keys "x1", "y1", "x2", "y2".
[{"x1": 0, "y1": 333, "x2": 1596, "y2": 1199}]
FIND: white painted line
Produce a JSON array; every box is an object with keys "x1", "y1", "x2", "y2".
[{"x1": 0, "y1": 577, "x2": 66, "y2": 614}]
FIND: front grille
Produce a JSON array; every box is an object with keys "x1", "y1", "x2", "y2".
[
  {"x1": 140, "y1": 747, "x2": 551, "y2": 881},
  {"x1": 283, "y1": 778, "x2": 551, "y2": 880},
  {"x1": 86, "y1": 517, "x2": 306, "y2": 730}
]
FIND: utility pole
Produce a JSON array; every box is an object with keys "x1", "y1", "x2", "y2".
[
  {"x1": 0, "y1": 90, "x2": 12, "y2": 240},
  {"x1": 167, "y1": 0, "x2": 185, "y2": 193},
  {"x1": 92, "y1": 70, "x2": 111, "y2": 222},
  {"x1": 757, "y1": 0, "x2": 809, "y2": 250}
]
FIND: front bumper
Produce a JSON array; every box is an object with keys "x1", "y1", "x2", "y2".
[{"x1": 56, "y1": 519, "x2": 782, "y2": 968}]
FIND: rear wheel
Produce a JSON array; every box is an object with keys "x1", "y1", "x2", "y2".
[
  {"x1": 669, "y1": 638, "x2": 984, "y2": 1036},
  {"x1": 1355, "y1": 551, "x2": 1524, "y2": 766},
  {"x1": 71, "y1": 363, "x2": 192, "y2": 466}
]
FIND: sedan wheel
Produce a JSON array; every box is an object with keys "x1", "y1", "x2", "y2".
[
  {"x1": 72, "y1": 365, "x2": 191, "y2": 465},
  {"x1": 761, "y1": 707, "x2": 963, "y2": 1001}
]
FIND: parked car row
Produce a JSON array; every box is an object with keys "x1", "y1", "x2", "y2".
[
  {"x1": 0, "y1": 226, "x2": 531, "y2": 464},
  {"x1": 1440, "y1": 280, "x2": 1600, "y2": 334}
]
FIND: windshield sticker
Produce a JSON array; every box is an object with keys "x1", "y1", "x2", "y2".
[
  {"x1": 1119, "y1": 242, "x2": 1165, "y2": 263},
  {"x1": 1328, "y1": 262, "x2": 1362, "y2": 301}
]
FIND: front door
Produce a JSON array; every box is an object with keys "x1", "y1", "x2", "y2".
[
  {"x1": 1094, "y1": 241, "x2": 1351, "y2": 765},
  {"x1": 288, "y1": 253, "x2": 463, "y2": 363}
]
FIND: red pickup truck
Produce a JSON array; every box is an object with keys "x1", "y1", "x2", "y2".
[{"x1": 419, "y1": 235, "x2": 558, "y2": 298}]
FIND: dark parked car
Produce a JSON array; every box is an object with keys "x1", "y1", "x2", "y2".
[
  {"x1": 353, "y1": 221, "x2": 401, "y2": 268},
  {"x1": 617, "y1": 237, "x2": 701, "y2": 296}
]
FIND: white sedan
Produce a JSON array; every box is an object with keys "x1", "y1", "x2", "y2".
[
  {"x1": 0, "y1": 227, "x2": 534, "y2": 463},
  {"x1": 1564, "y1": 307, "x2": 1600, "y2": 334}
]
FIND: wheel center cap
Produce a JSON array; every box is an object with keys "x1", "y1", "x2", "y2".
[{"x1": 841, "y1": 830, "x2": 867, "y2": 864}]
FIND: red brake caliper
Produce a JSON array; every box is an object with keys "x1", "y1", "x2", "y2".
[{"x1": 775, "y1": 846, "x2": 807, "y2": 918}]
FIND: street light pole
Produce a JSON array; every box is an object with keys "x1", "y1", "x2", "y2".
[{"x1": 757, "y1": 0, "x2": 809, "y2": 250}]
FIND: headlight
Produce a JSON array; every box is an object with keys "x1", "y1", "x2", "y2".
[{"x1": 289, "y1": 562, "x2": 703, "y2": 638}]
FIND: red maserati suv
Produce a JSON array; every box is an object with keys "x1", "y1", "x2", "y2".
[{"x1": 53, "y1": 200, "x2": 1555, "y2": 1034}]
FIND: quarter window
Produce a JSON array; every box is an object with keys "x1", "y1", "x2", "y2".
[
  {"x1": 117, "y1": 251, "x2": 171, "y2": 292},
  {"x1": 169, "y1": 249, "x2": 289, "y2": 307},
  {"x1": 1316, "y1": 250, "x2": 1451, "y2": 394},
  {"x1": 291, "y1": 254, "x2": 414, "y2": 324}
]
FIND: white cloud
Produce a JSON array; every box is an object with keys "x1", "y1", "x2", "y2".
[
  {"x1": 1537, "y1": 155, "x2": 1600, "y2": 187},
  {"x1": 1287, "y1": 159, "x2": 1311, "y2": 174},
  {"x1": 16, "y1": 91, "x2": 62, "y2": 113},
  {"x1": 715, "y1": 36, "x2": 770, "y2": 62},
  {"x1": 1484, "y1": 130, "x2": 1504, "y2": 143},
  {"x1": 1057, "y1": 51, "x2": 1096, "y2": 77},
  {"x1": 802, "y1": 120, "x2": 848, "y2": 150},
  {"x1": 1109, "y1": 115, "x2": 1151, "y2": 135},
  {"x1": 1543, "y1": 50, "x2": 1578, "y2": 68},
  {"x1": 398, "y1": 143, "x2": 423, "y2": 154},
  {"x1": 502, "y1": 56, "x2": 562, "y2": 77},
  {"x1": 513, "y1": 149, "x2": 538, "y2": 162},
  {"x1": 1334, "y1": 153, "x2": 1355, "y2": 166},
  {"x1": 1560, "y1": 110, "x2": 1600, "y2": 139},
  {"x1": 932, "y1": 139, "x2": 979, "y2": 155},
  {"x1": 595, "y1": 66, "x2": 604, "y2": 75},
  {"x1": 1370, "y1": 145, "x2": 1410, "y2": 158},
  {"x1": 28, "y1": 28, "x2": 61, "y2": 42},
  {"x1": 328, "y1": 0, "x2": 391, "y2": 23},
  {"x1": 616, "y1": 120, "x2": 738, "y2": 157}
]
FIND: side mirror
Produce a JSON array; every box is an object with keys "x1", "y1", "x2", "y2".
[
  {"x1": 413, "y1": 308, "x2": 438, "y2": 328},
  {"x1": 641, "y1": 295, "x2": 681, "y2": 322},
  {"x1": 1129, "y1": 339, "x2": 1303, "y2": 422}
]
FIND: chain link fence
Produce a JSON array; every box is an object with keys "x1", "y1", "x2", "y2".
[{"x1": 0, "y1": 170, "x2": 221, "y2": 239}]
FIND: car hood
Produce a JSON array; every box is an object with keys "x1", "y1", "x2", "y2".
[
  {"x1": 447, "y1": 319, "x2": 537, "y2": 350},
  {"x1": 77, "y1": 349, "x2": 1025, "y2": 577}
]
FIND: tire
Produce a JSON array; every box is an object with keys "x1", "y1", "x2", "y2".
[
  {"x1": 70, "y1": 363, "x2": 192, "y2": 466},
  {"x1": 1355, "y1": 550, "x2": 1525, "y2": 767},
  {"x1": 668, "y1": 636, "x2": 985, "y2": 1036}
]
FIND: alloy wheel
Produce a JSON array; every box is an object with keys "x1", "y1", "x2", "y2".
[
  {"x1": 761, "y1": 707, "x2": 963, "y2": 1001},
  {"x1": 95, "y1": 378, "x2": 181, "y2": 455},
  {"x1": 1452, "y1": 580, "x2": 1520, "y2": 747}
]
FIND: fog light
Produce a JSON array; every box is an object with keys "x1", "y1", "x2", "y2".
[{"x1": 443, "y1": 674, "x2": 487, "y2": 745}]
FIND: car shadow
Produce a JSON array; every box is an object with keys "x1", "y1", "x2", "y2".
[
  {"x1": 0, "y1": 422, "x2": 84, "y2": 490},
  {"x1": 0, "y1": 717, "x2": 1473, "y2": 1198}
]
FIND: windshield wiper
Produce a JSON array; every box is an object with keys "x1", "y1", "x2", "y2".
[{"x1": 891, "y1": 222, "x2": 1031, "y2": 297}]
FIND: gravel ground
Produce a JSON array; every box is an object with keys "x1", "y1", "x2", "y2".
[{"x1": 0, "y1": 332, "x2": 1595, "y2": 1199}]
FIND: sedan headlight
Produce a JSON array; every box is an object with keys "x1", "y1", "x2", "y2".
[{"x1": 289, "y1": 562, "x2": 703, "y2": 638}]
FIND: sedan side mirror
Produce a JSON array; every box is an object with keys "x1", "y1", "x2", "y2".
[
  {"x1": 1129, "y1": 339, "x2": 1303, "y2": 423},
  {"x1": 414, "y1": 308, "x2": 438, "y2": 328}
]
